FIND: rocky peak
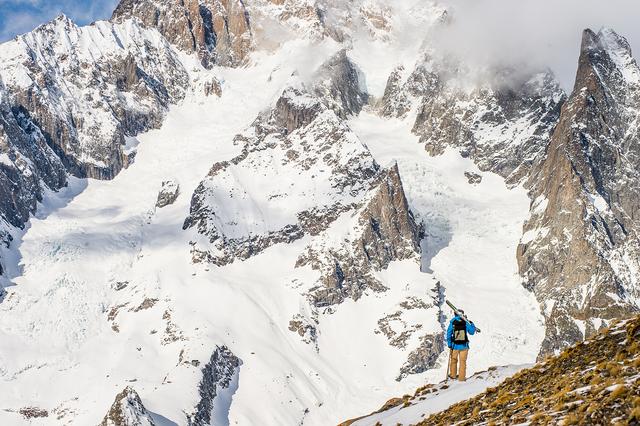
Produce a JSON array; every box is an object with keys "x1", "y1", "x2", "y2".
[
  {"x1": 0, "y1": 12, "x2": 191, "y2": 277},
  {"x1": 311, "y1": 49, "x2": 368, "y2": 118},
  {"x1": 33, "y1": 13, "x2": 77, "y2": 36},
  {"x1": 518, "y1": 28, "x2": 640, "y2": 357},
  {"x1": 183, "y1": 52, "x2": 379, "y2": 267},
  {"x1": 298, "y1": 163, "x2": 421, "y2": 307},
  {"x1": 272, "y1": 51, "x2": 367, "y2": 132},
  {"x1": 111, "y1": 0, "x2": 252, "y2": 67},
  {"x1": 576, "y1": 28, "x2": 640, "y2": 93},
  {"x1": 0, "y1": 15, "x2": 189, "y2": 179},
  {"x1": 274, "y1": 86, "x2": 322, "y2": 133},
  {"x1": 100, "y1": 387, "x2": 155, "y2": 426},
  {"x1": 183, "y1": 81, "x2": 380, "y2": 266}
]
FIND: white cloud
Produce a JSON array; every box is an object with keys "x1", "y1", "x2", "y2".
[{"x1": 433, "y1": 0, "x2": 640, "y2": 90}]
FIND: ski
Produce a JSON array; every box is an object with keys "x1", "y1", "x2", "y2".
[{"x1": 446, "y1": 300, "x2": 481, "y2": 333}]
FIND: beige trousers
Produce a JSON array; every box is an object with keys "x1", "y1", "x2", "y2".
[{"x1": 449, "y1": 349, "x2": 469, "y2": 381}]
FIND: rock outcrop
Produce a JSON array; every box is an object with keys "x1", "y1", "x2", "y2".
[
  {"x1": 381, "y1": 58, "x2": 565, "y2": 185},
  {"x1": 100, "y1": 387, "x2": 156, "y2": 426},
  {"x1": 187, "y1": 345, "x2": 240, "y2": 426},
  {"x1": 297, "y1": 164, "x2": 421, "y2": 306},
  {"x1": 374, "y1": 285, "x2": 445, "y2": 381},
  {"x1": 518, "y1": 28, "x2": 640, "y2": 357},
  {"x1": 183, "y1": 53, "x2": 379, "y2": 266},
  {"x1": 396, "y1": 282, "x2": 446, "y2": 380},
  {"x1": 288, "y1": 314, "x2": 319, "y2": 349},
  {"x1": 397, "y1": 332, "x2": 444, "y2": 380},
  {"x1": 156, "y1": 180, "x2": 180, "y2": 208},
  {"x1": 112, "y1": 0, "x2": 252, "y2": 67}
]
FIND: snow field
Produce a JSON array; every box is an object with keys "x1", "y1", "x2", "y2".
[{"x1": 348, "y1": 109, "x2": 545, "y2": 384}]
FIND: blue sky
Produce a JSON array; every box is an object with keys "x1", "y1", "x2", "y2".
[{"x1": 0, "y1": 0, "x2": 118, "y2": 42}]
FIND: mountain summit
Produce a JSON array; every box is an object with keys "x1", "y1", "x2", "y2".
[{"x1": 518, "y1": 27, "x2": 640, "y2": 357}]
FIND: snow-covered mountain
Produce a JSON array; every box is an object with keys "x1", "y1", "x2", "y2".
[{"x1": 0, "y1": 0, "x2": 638, "y2": 425}]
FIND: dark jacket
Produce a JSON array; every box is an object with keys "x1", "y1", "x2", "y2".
[{"x1": 446, "y1": 315, "x2": 476, "y2": 350}]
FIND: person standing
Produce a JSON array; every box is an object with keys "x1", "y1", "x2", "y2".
[{"x1": 447, "y1": 309, "x2": 476, "y2": 381}]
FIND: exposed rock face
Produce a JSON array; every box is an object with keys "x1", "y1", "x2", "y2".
[
  {"x1": 373, "y1": 286, "x2": 445, "y2": 381},
  {"x1": 0, "y1": 15, "x2": 188, "y2": 181},
  {"x1": 18, "y1": 407, "x2": 49, "y2": 419},
  {"x1": 518, "y1": 28, "x2": 640, "y2": 357},
  {"x1": 352, "y1": 164, "x2": 420, "y2": 267},
  {"x1": 183, "y1": 54, "x2": 379, "y2": 266},
  {"x1": 112, "y1": 0, "x2": 252, "y2": 67},
  {"x1": 464, "y1": 171, "x2": 482, "y2": 185},
  {"x1": 187, "y1": 346, "x2": 240, "y2": 426},
  {"x1": 381, "y1": 59, "x2": 565, "y2": 185},
  {"x1": 397, "y1": 332, "x2": 444, "y2": 380},
  {"x1": 0, "y1": 78, "x2": 66, "y2": 230},
  {"x1": 297, "y1": 164, "x2": 421, "y2": 307},
  {"x1": 156, "y1": 180, "x2": 180, "y2": 208},
  {"x1": 312, "y1": 50, "x2": 368, "y2": 119},
  {"x1": 380, "y1": 64, "x2": 439, "y2": 118},
  {"x1": 100, "y1": 387, "x2": 155, "y2": 426},
  {"x1": 288, "y1": 314, "x2": 318, "y2": 349},
  {"x1": 203, "y1": 77, "x2": 223, "y2": 97},
  {"x1": 396, "y1": 281, "x2": 446, "y2": 380}
]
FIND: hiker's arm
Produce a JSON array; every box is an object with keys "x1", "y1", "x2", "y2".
[
  {"x1": 446, "y1": 321, "x2": 453, "y2": 348},
  {"x1": 467, "y1": 321, "x2": 476, "y2": 335}
]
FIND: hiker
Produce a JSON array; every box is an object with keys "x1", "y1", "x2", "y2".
[{"x1": 447, "y1": 309, "x2": 476, "y2": 381}]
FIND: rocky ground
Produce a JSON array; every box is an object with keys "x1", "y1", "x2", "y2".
[{"x1": 418, "y1": 315, "x2": 640, "y2": 425}]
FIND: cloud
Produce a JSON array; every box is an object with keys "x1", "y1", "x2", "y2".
[{"x1": 432, "y1": 0, "x2": 640, "y2": 91}]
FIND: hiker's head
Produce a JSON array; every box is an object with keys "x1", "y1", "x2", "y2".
[{"x1": 459, "y1": 309, "x2": 465, "y2": 315}]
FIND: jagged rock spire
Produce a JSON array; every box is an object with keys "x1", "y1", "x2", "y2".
[
  {"x1": 299, "y1": 163, "x2": 422, "y2": 307},
  {"x1": 518, "y1": 28, "x2": 640, "y2": 357}
]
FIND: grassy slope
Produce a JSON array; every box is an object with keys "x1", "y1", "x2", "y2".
[{"x1": 419, "y1": 315, "x2": 640, "y2": 425}]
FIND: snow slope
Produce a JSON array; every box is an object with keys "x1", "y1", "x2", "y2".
[
  {"x1": 349, "y1": 365, "x2": 527, "y2": 426},
  {"x1": 349, "y1": 111, "x2": 545, "y2": 371}
]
